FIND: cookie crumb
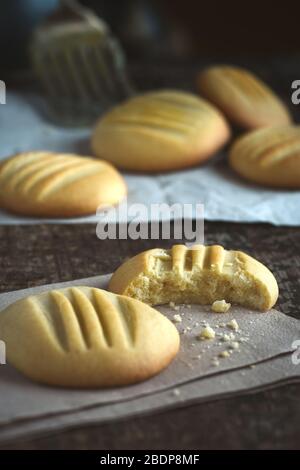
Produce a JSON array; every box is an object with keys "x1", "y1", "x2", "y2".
[
  {"x1": 172, "y1": 388, "x2": 180, "y2": 396},
  {"x1": 211, "y1": 299, "x2": 231, "y2": 313},
  {"x1": 182, "y1": 326, "x2": 191, "y2": 334},
  {"x1": 221, "y1": 332, "x2": 235, "y2": 342},
  {"x1": 173, "y1": 314, "x2": 182, "y2": 323},
  {"x1": 227, "y1": 319, "x2": 239, "y2": 331},
  {"x1": 198, "y1": 325, "x2": 216, "y2": 340},
  {"x1": 219, "y1": 350, "x2": 230, "y2": 358},
  {"x1": 212, "y1": 358, "x2": 220, "y2": 367},
  {"x1": 229, "y1": 341, "x2": 240, "y2": 350},
  {"x1": 239, "y1": 336, "x2": 248, "y2": 343}
]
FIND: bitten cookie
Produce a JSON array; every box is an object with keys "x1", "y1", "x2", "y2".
[
  {"x1": 0, "y1": 151, "x2": 127, "y2": 217},
  {"x1": 91, "y1": 90, "x2": 230, "y2": 172},
  {"x1": 0, "y1": 287, "x2": 179, "y2": 387},
  {"x1": 109, "y1": 245, "x2": 278, "y2": 311},
  {"x1": 229, "y1": 126, "x2": 300, "y2": 188},
  {"x1": 197, "y1": 65, "x2": 291, "y2": 130}
]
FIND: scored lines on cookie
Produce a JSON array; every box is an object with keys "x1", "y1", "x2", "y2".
[
  {"x1": 37, "y1": 162, "x2": 102, "y2": 200},
  {"x1": 30, "y1": 288, "x2": 137, "y2": 352},
  {"x1": 256, "y1": 136, "x2": 300, "y2": 166},
  {"x1": 158, "y1": 245, "x2": 230, "y2": 273},
  {"x1": 223, "y1": 68, "x2": 269, "y2": 100},
  {"x1": 0, "y1": 153, "x2": 105, "y2": 200}
]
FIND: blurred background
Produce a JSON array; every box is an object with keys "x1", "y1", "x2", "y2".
[
  {"x1": 0, "y1": 0, "x2": 299, "y2": 124},
  {"x1": 1, "y1": 0, "x2": 300, "y2": 72}
]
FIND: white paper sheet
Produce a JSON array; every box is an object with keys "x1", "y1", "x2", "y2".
[{"x1": 1, "y1": 91, "x2": 300, "y2": 226}]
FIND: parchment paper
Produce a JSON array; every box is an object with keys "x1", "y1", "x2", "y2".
[
  {"x1": 0, "y1": 273, "x2": 299, "y2": 439},
  {"x1": 1, "y1": 91, "x2": 300, "y2": 226},
  {"x1": 0, "y1": 354, "x2": 298, "y2": 445}
]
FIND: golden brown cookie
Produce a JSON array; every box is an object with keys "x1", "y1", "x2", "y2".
[
  {"x1": 197, "y1": 65, "x2": 291, "y2": 130},
  {"x1": 0, "y1": 286, "x2": 180, "y2": 387},
  {"x1": 109, "y1": 244, "x2": 278, "y2": 311},
  {"x1": 92, "y1": 90, "x2": 230, "y2": 172},
  {"x1": 0, "y1": 151, "x2": 127, "y2": 217},
  {"x1": 229, "y1": 126, "x2": 300, "y2": 188}
]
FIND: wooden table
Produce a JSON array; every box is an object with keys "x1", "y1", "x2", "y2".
[{"x1": 1, "y1": 221, "x2": 300, "y2": 449}]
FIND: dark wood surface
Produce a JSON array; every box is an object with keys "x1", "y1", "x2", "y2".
[{"x1": 0, "y1": 221, "x2": 300, "y2": 450}]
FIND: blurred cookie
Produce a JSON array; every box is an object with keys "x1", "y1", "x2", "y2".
[
  {"x1": 0, "y1": 151, "x2": 126, "y2": 217},
  {"x1": 0, "y1": 286, "x2": 180, "y2": 387},
  {"x1": 229, "y1": 126, "x2": 300, "y2": 188},
  {"x1": 197, "y1": 65, "x2": 291, "y2": 130},
  {"x1": 92, "y1": 90, "x2": 230, "y2": 172}
]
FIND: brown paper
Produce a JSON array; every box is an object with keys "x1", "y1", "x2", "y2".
[
  {"x1": 0, "y1": 274, "x2": 299, "y2": 442},
  {"x1": 1, "y1": 353, "x2": 298, "y2": 445}
]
